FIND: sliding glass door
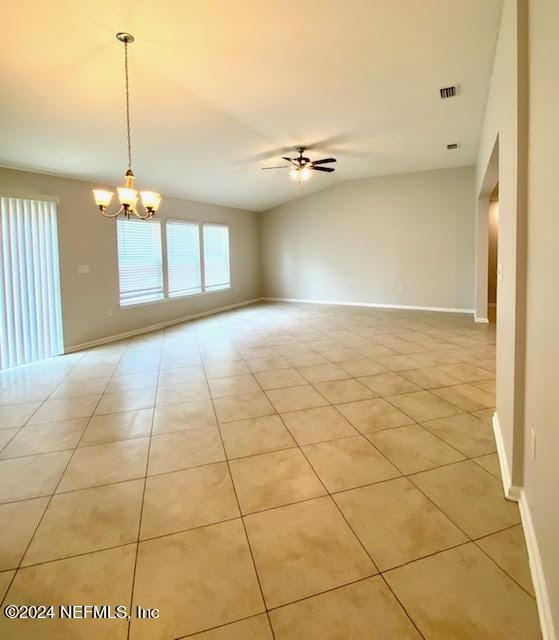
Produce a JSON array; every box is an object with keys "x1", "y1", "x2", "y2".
[{"x1": 0, "y1": 196, "x2": 64, "y2": 369}]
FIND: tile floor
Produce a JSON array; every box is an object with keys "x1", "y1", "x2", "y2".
[{"x1": 0, "y1": 301, "x2": 542, "y2": 639}]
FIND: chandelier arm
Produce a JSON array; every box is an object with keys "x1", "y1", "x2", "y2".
[{"x1": 100, "y1": 205, "x2": 125, "y2": 218}]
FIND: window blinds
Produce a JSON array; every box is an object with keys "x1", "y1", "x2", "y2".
[
  {"x1": 166, "y1": 220, "x2": 202, "y2": 297},
  {"x1": 116, "y1": 219, "x2": 163, "y2": 306},
  {"x1": 203, "y1": 224, "x2": 230, "y2": 291},
  {"x1": 0, "y1": 196, "x2": 64, "y2": 370}
]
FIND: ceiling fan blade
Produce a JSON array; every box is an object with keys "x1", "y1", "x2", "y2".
[
  {"x1": 282, "y1": 157, "x2": 297, "y2": 164},
  {"x1": 312, "y1": 166, "x2": 335, "y2": 173},
  {"x1": 261, "y1": 166, "x2": 291, "y2": 170},
  {"x1": 312, "y1": 158, "x2": 337, "y2": 165}
]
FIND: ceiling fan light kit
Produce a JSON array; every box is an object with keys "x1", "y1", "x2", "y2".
[
  {"x1": 263, "y1": 146, "x2": 337, "y2": 183},
  {"x1": 92, "y1": 33, "x2": 161, "y2": 220}
]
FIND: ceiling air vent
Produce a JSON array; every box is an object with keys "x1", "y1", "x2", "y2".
[
  {"x1": 440, "y1": 86, "x2": 457, "y2": 99},
  {"x1": 447, "y1": 143, "x2": 460, "y2": 150}
]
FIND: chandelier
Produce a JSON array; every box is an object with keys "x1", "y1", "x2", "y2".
[{"x1": 93, "y1": 33, "x2": 161, "y2": 219}]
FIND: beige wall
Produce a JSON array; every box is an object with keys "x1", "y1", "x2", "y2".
[
  {"x1": 261, "y1": 167, "x2": 475, "y2": 311},
  {"x1": 524, "y1": 0, "x2": 559, "y2": 631},
  {"x1": 475, "y1": 0, "x2": 525, "y2": 488},
  {"x1": 0, "y1": 167, "x2": 262, "y2": 349}
]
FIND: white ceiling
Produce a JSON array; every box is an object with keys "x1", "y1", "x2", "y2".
[{"x1": 1, "y1": 0, "x2": 503, "y2": 212}]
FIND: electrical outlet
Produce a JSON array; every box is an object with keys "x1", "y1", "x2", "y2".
[
  {"x1": 77, "y1": 264, "x2": 90, "y2": 274},
  {"x1": 347, "y1": 283, "x2": 352, "y2": 291},
  {"x1": 530, "y1": 428, "x2": 536, "y2": 461},
  {"x1": 397, "y1": 285, "x2": 403, "y2": 293},
  {"x1": 106, "y1": 309, "x2": 113, "y2": 318}
]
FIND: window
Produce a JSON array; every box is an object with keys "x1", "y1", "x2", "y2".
[
  {"x1": 117, "y1": 219, "x2": 163, "y2": 306},
  {"x1": 203, "y1": 223, "x2": 231, "y2": 291},
  {"x1": 116, "y1": 219, "x2": 231, "y2": 306},
  {"x1": 0, "y1": 196, "x2": 63, "y2": 369},
  {"x1": 166, "y1": 220, "x2": 201, "y2": 297}
]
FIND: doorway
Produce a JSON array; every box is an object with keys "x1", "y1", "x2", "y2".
[{"x1": 487, "y1": 184, "x2": 499, "y2": 323}]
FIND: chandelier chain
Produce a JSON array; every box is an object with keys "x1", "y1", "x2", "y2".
[{"x1": 124, "y1": 39, "x2": 132, "y2": 170}]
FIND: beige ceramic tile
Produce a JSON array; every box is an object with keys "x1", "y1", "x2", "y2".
[
  {"x1": 297, "y1": 363, "x2": 350, "y2": 383},
  {"x1": 398, "y1": 366, "x2": 462, "y2": 389},
  {"x1": 209, "y1": 374, "x2": 261, "y2": 398},
  {"x1": 213, "y1": 392, "x2": 275, "y2": 423},
  {"x1": 408, "y1": 352, "x2": 463, "y2": 367},
  {"x1": 141, "y1": 462, "x2": 239, "y2": 538},
  {"x1": 386, "y1": 390, "x2": 462, "y2": 422},
  {"x1": 473, "y1": 379, "x2": 497, "y2": 395},
  {"x1": 285, "y1": 353, "x2": 329, "y2": 368},
  {"x1": 270, "y1": 576, "x2": 422, "y2": 640},
  {"x1": 477, "y1": 525, "x2": 535, "y2": 596},
  {"x1": 266, "y1": 385, "x2": 328, "y2": 413},
  {"x1": 369, "y1": 424, "x2": 465, "y2": 474},
  {"x1": 374, "y1": 355, "x2": 422, "y2": 371},
  {"x1": 336, "y1": 398, "x2": 415, "y2": 435},
  {"x1": 0, "y1": 418, "x2": 87, "y2": 459},
  {"x1": 66, "y1": 363, "x2": 117, "y2": 380},
  {"x1": 313, "y1": 378, "x2": 374, "y2": 404},
  {"x1": 148, "y1": 427, "x2": 225, "y2": 475},
  {"x1": 280, "y1": 406, "x2": 358, "y2": 445},
  {"x1": 302, "y1": 436, "x2": 400, "y2": 492},
  {"x1": 204, "y1": 360, "x2": 250, "y2": 379},
  {"x1": 358, "y1": 372, "x2": 421, "y2": 396},
  {"x1": 219, "y1": 415, "x2": 295, "y2": 458},
  {"x1": 157, "y1": 366, "x2": 205, "y2": 386},
  {"x1": 437, "y1": 363, "x2": 495, "y2": 382},
  {"x1": 50, "y1": 377, "x2": 110, "y2": 399},
  {"x1": 254, "y1": 368, "x2": 308, "y2": 390},
  {"x1": 422, "y1": 413, "x2": 496, "y2": 456},
  {"x1": 229, "y1": 448, "x2": 325, "y2": 513},
  {"x1": 334, "y1": 477, "x2": 467, "y2": 570},
  {"x1": 337, "y1": 358, "x2": 388, "y2": 377},
  {"x1": 0, "y1": 570, "x2": 15, "y2": 601},
  {"x1": 0, "y1": 428, "x2": 17, "y2": 449},
  {"x1": 473, "y1": 453, "x2": 501, "y2": 478},
  {"x1": 246, "y1": 356, "x2": 291, "y2": 372},
  {"x1": 155, "y1": 381, "x2": 209, "y2": 406},
  {"x1": 152, "y1": 401, "x2": 215, "y2": 434},
  {"x1": 24, "y1": 480, "x2": 143, "y2": 565},
  {"x1": 0, "y1": 498, "x2": 49, "y2": 569},
  {"x1": 0, "y1": 545, "x2": 136, "y2": 640},
  {"x1": 411, "y1": 461, "x2": 520, "y2": 538},
  {"x1": 0, "y1": 450, "x2": 72, "y2": 502},
  {"x1": 104, "y1": 371, "x2": 159, "y2": 393},
  {"x1": 385, "y1": 543, "x2": 541, "y2": 640},
  {"x1": 189, "y1": 615, "x2": 273, "y2": 639},
  {"x1": 28, "y1": 395, "x2": 100, "y2": 425},
  {"x1": 57, "y1": 438, "x2": 149, "y2": 492},
  {"x1": 131, "y1": 520, "x2": 264, "y2": 639},
  {"x1": 432, "y1": 384, "x2": 495, "y2": 412},
  {"x1": 81, "y1": 409, "x2": 153, "y2": 445},
  {"x1": 244, "y1": 496, "x2": 375, "y2": 608}
]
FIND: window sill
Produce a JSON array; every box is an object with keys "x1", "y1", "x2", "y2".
[{"x1": 118, "y1": 286, "x2": 233, "y2": 310}]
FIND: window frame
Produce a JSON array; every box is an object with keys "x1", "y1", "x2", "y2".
[{"x1": 115, "y1": 218, "x2": 232, "y2": 309}]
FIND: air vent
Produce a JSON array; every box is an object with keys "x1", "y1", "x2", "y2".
[
  {"x1": 440, "y1": 86, "x2": 457, "y2": 99},
  {"x1": 447, "y1": 143, "x2": 460, "y2": 150}
]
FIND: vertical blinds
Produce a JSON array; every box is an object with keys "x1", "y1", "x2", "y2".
[
  {"x1": 203, "y1": 224, "x2": 231, "y2": 291},
  {"x1": 166, "y1": 220, "x2": 201, "y2": 297},
  {"x1": 0, "y1": 196, "x2": 64, "y2": 370},
  {"x1": 116, "y1": 219, "x2": 163, "y2": 306}
]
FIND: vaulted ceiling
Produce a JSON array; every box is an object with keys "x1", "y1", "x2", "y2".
[{"x1": 1, "y1": 0, "x2": 503, "y2": 211}]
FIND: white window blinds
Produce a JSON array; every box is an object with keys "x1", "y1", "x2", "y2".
[
  {"x1": 116, "y1": 219, "x2": 163, "y2": 306},
  {"x1": 166, "y1": 220, "x2": 201, "y2": 297},
  {"x1": 0, "y1": 196, "x2": 64, "y2": 369},
  {"x1": 203, "y1": 224, "x2": 230, "y2": 291}
]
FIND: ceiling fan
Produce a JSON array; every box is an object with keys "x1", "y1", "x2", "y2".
[{"x1": 262, "y1": 147, "x2": 336, "y2": 182}]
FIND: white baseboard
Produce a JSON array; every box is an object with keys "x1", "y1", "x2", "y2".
[
  {"x1": 264, "y1": 297, "x2": 474, "y2": 315},
  {"x1": 64, "y1": 297, "x2": 264, "y2": 353},
  {"x1": 492, "y1": 412, "x2": 522, "y2": 501},
  {"x1": 518, "y1": 489, "x2": 557, "y2": 640},
  {"x1": 475, "y1": 315, "x2": 490, "y2": 323}
]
